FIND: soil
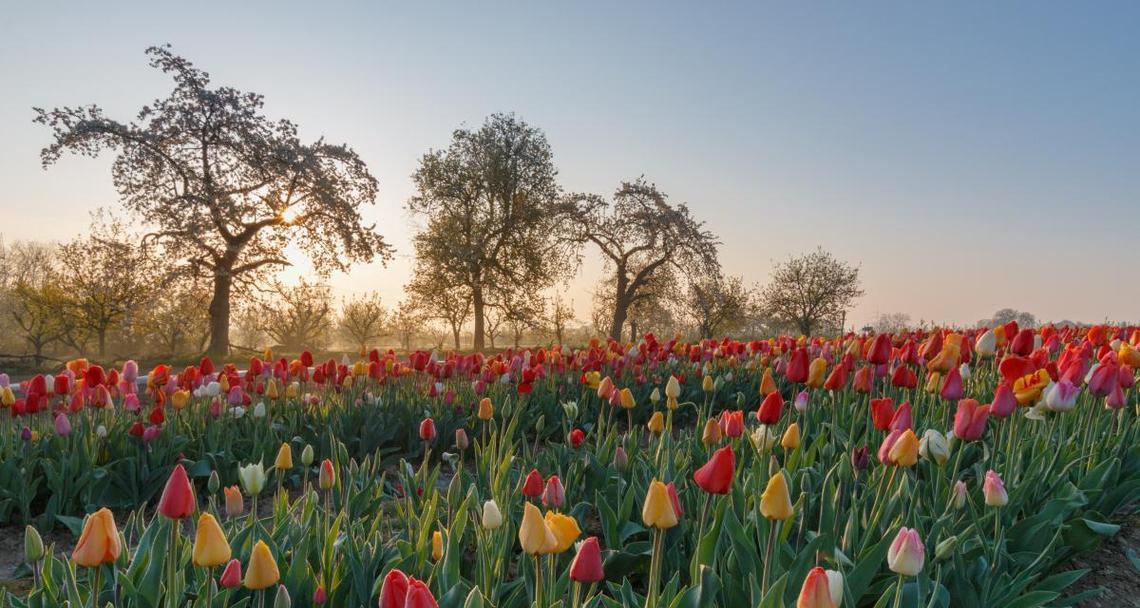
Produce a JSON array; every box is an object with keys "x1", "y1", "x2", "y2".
[{"x1": 1062, "y1": 513, "x2": 1140, "y2": 607}]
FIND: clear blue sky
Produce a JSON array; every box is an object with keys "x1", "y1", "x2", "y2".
[{"x1": 2, "y1": 2, "x2": 1138, "y2": 327}]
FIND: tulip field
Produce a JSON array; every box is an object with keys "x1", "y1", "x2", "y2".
[{"x1": 2, "y1": 324, "x2": 1140, "y2": 607}]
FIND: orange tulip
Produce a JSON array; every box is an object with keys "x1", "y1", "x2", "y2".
[{"x1": 72, "y1": 508, "x2": 121, "y2": 567}]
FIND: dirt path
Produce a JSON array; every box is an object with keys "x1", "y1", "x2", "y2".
[{"x1": 1062, "y1": 513, "x2": 1140, "y2": 607}]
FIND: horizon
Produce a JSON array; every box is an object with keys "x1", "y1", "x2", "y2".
[{"x1": 3, "y1": 2, "x2": 1138, "y2": 330}]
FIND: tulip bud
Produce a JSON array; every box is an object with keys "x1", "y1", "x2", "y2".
[
  {"x1": 649, "y1": 387, "x2": 661, "y2": 404},
  {"x1": 561, "y1": 400, "x2": 578, "y2": 420},
  {"x1": 935, "y1": 535, "x2": 958, "y2": 562},
  {"x1": 219, "y1": 559, "x2": 242, "y2": 589},
  {"x1": 313, "y1": 586, "x2": 328, "y2": 605},
  {"x1": 613, "y1": 446, "x2": 629, "y2": 472},
  {"x1": 273, "y1": 584, "x2": 291, "y2": 608},
  {"x1": 535, "y1": 415, "x2": 546, "y2": 433},
  {"x1": 432, "y1": 530, "x2": 443, "y2": 561},
  {"x1": 781, "y1": 423, "x2": 801, "y2": 450},
  {"x1": 481, "y1": 500, "x2": 503, "y2": 529},
  {"x1": 319, "y1": 459, "x2": 336, "y2": 490},
  {"x1": 208, "y1": 470, "x2": 220, "y2": 494},
  {"x1": 274, "y1": 443, "x2": 293, "y2": 470},
  {"x1": 919, "y1": 429, "x2": 950, "y2": 466},
  {"x1": 455, "y1": 428, "x2": 469, "y2": 451},
  {"x1": 760, "y1": 471, "x2": 794, "y2": 520},
  {"x1": 95, "y1": 424, "x2": 108, "y2": 438},
  {"x1": 542, "y1": 475, "x2": 566, "y2": 509},
  {"x1": 24, "y1": 525, "x2": 44, "y2": 562},
  {"x1": 983, "y1": 470, "x2": 1008, "y2": 507},
  {"x1": 301, "y1": 444, "x2": 314, "y2": 466},
  {"x1": 701, "y1": 418, "x2": 722, "y2": 447},
  {"x1": 702, "y1": 375, "x2": 714, "y2": 393},
  {"x1": 478, "y1": 397, "x2": 494, "y2": 420},
  {"x1": 647, "y1": 411, "x2": 664, "y2": 434},
  {"x1": 665, "y1": 375, "x2": 681, "y2": 399},
  {"x1": 952, "y1": 480, "x2": 967, "y2": 510}
]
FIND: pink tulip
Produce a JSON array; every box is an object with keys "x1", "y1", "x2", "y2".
[
  {"x1": 983, "y1": 470, "x2": 1008, "y2": 507},
  {"x1": 54, "y1": 413, "x2": 72, "y2": 437},
  {"x1": 887, "y1": 527, "x2": 925, "y2": 576}
]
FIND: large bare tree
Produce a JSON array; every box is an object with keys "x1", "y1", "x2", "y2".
[
  {"x1": 35, "y1": 46, "x2": 391, "y2": 357},
  {"x1": 569, "y1": 179, "x2": 719, "y2": 341},
  {"x1": 407, "y1": 113, "x2": 576, "y2": 351},
  {"x1": 759, "y1": 248, "x2": 863, "y2": 336},
  {"x1": 338, "y1": 292, "x2": 389, "y2": 353}
]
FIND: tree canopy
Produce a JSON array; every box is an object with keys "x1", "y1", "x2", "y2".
[
  {"x1": 758, "y1": 248, "x2": 863, "y2": 336},
  {"x1": 35, "y1": 45, "x2": 391, "y2": 356}
]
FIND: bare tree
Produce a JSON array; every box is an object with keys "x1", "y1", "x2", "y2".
[
  {"x1": 758, "y1": 248, "x2": 863, "y2": 336},
  {"x1": 977, "y1": 308, "x2": 1037, "y2": 329},
  {"x1": 338, "y1": 292, "x2": 388, "y2": 352},
  {"x1": 56, "y1": 215, "x2": 156, "y2": 357},
  {"x1": 407, "y1": 113, "x2": 577, "y2": 350},
  {"x1": 390, "y1": 301, "x2": 423, "y2": 352},
  {"x1": 35, "y1": 46, "x2": 391, "y2": 357},
  {"x1": 543, "y1": 294, "x2": 575, "y2": 345},
  {"x1": 405, "y1": 268, "x2": 472, "y2": 350},
  {"x1": 567, "y1": 179, "x2": 719, "y2": 341},
  {"x1": 139, "y1": 277, "x2": 212, "y2": 357},
  {"x1": 685, "y1": 274, "x2": 753, "y2": 338},
  {"x1": 257, "y1": 279, "x2": 334, "y2": 351},
  {"x1": 872, "y1": 312, "x2": 912, "y2": 334}
]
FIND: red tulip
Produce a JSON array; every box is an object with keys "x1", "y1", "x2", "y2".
[
  {"x1": 852, "y1": 365, "x2": 874, "y2": 393},
  {"x1": 569, "y1": 428, "x2": 586, "y2": 448},
  {"x1": 521, "y1": 469, "x2": 544, "y2": 498},
  {"x1": 1010, "y1": 329, "x2": 1035, "y2": 356},
  {"x1": 378, "y1": 569, "x2": 409, "y2": 608},
  {"x1": 542, "y1": 475, "x2": 565, "y2": 509},
  {"x1": 756, "y1": 392, "x2": 783, "y2": 425},
  {"x1": 158, "y1": 463, "x2": 195, "y2": 519},
  {"x1": 218, "y1": 559, "x2": 242, "y2": 588},
  {"x1": 313, "y1": 586, "x2": 328, "y2": 605},
  {"x1": 868, "y1": 334, "x2": 892, "y2": 364},
  {"x1": 693, "y1": 446, "x2": 735, "y2": 495},
  {"x1": 53, "y1": 374, "x2": 70, "y2": 396},
  {"x1": 990, "y1": 383, "x2": 1017, "y2": 418},
  {"x1": 569, "y1": 536, "x2": 605, "y2": 583},
  {"x1": 870, "y1": 398, "x2": 894, "y2": 431},
  {"x1": 786, "y1": 348, "x2": 809, "y2": 383},
  {"x1": 405, "y1": 577, "x2": 439, "y2": 608},
  {"x1": 85, "y1": 365, "x2": 105, "y2": 388},
  {"x1": 719, "y1": 410, "x2": 745, "y2": 438},
  {"x1": 953, "y1": 399, "x2": 990, "y2": 442},
  {"x1": 889, "y1": 401, "x2": 912, "y2": 432},
  {"x1": 129, "y1": 421, "x2": 145, "y2": 437},
  {"x1": 890, "y1": 365, "x2": 917, "y2": 389},
  {"x1": 419, "y1": 418, "x2": 436, "y2": 442},
  {"x1": 823, "y1": 364, "x2": 849, "y2": 391},
  {"x1": 939, "y1": 367, "x2": 963, "y2": 401}
]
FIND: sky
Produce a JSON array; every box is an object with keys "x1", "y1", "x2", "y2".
[{"x1": 2, "y1": 2, "x2": 1138, "y2": 329}]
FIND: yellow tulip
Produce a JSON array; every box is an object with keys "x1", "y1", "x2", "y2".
[
  {"x1": 432, "y1": 530, "x2": 443, "y2": 561},
  {"x1": 274, "y1": 443, "x2": 293, "y2": 470},
  {"x1": 71, "y1": 508, "x2": 121, "y2": 567},
  {"x1": 266, "y1": 379, "x2": 279, "y2": 400},
  {"x1": 171, "y1": 390, "x2": 190, "y2": 411},
  {"x1": 192, "y1": 513, "x2": 231, "y2": 568},
  {"x1": 619, "y1": 388, "x2": 636, "y2": 409},
  {"x1": 519, "y1": 502, "x2": 550, "y2": 555},
  {"x1": 781, "y1": 423, "x2": 801, "y2": 450},
  {"x1": 478, "y1": 397, "x2": 494, "y2": 420},
  {"x1": 647, "y1": 411, "x2": 664, "y2": 435},
  {"x1": 243, "y1": 540, "x2": 280, "y2": 590},
  {"x1": 760, "y1": 472, "x2": 794, "y2": 520},
  {"x1": 888, "y1": 429, "x2": 920, "y2": 467},
  {"x1": 642, "y1": 480, "x2": 679, "y2": 529},
  {"x1": 806, "y1": 358, "x2": 827, "y2": 389},
  {"x1": 543, "y1": 511, "x2": 582, "y2": 553},
  {"x1": 285, "y1": 382, "x2": 300, "y2": 399},
  {"x1": 665, "y1": 375, "x2": 681, "y2": 399},
  {"x1": 702, "y1": 375, "x2": 714, "y2": 393},
  {"x1": 702, "y1": 418, "x2": 722, "y2": 447}
]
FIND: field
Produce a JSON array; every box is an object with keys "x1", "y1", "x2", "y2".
[{"x1": 1, "y1": 325, "x2": 1138, "y2": 607}]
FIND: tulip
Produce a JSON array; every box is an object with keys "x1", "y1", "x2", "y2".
[
  {"x1": 542, "y1": 475, "x2": 566, "y2": 509},
  {"x1": 757, "y1": 391, "x2": 784, "y2": 425},
  {"x1": 647, "y1": 411, "x2": 664, "y2": 434},
  {"x1": 318, "y1": 459, "x2": 335, "y2": 490},
  {"x1": 720, "y1": 410, "x2": 745, "y2": 438},
  {"x1": 760, "y1": 471, "x2": 794, "y2": 520},
  {"x1": 806, "y1": 357, "x2": 827, "y2": 388},
  {"x1": 1043, "y1": 379, "x2": 1080, "y2": 412},
  {"x1": 274, "y1": 585, "x2": 291, "y2": 608},
  {"x1": 569, "y1": 428, "x2": 586, "y2": 448},
  {"x1": 25, "y1": 525, "x2": 44, "y2": 563},
  {"x1": 870, "y1": 398, "x2": 895, "y2": 431},
  {"x1": 752, "y1": 424, "x2": 779, "y2": 452},
  {"x1": 224, "y1": 486, "x2": 243, "y2": 517},
  {"x1": 888, "y1": 429, "x2": 920, "y2": 467},
  {"x1": 301, "y1": 444, "x2": 314, "y2": 467},
  {"x1": 702, "y1": 418, "x2": 722, "y2": 446},
  {"x1": 693, "y1": 446, "x2": 735, "y2": 495},
  {"x1": 952, "y1": 399, "x2": 990, "y2": 442},
  {"x1": 432, "y1": 530, "x2": 443, "y2": 561},
  {"x1": 192, "y1": 513, "x2": 231, "y2": 567},
  {"x1": 72, "y1": 508, "x2": 121, "y2": 567},
  {"x1": 797, "y1": 566, "x2": 843, "y2": 608},
  {"x1": 219, "y1": 559, "x2": 242, "y2": 589},
  {"x1": 888, "y1": 401, "x2": 912, "y2": 432},
  {"x1": 244, "y1": 540, "x2": 280, "y2": 589},
  {"x1": 939, "y1": 367, "x2": 963, "y2": 401},
  {"x1": 952, "y1": 480, "x2": 968, "y2": 509},
  {"x1": 313, "y1": 586, "x2": 328, "y2": 605},
  {"x1": 991, "y1": 383, "x2": 1018, "y2": 418},
  {"x1": 419, "y1": 418, "x2": 436, "y2": 442},
  {"x1": 781, "y1": 423, "x2": 801, "y2": 449},
  {"x1": 613, "y1": 446, "x2": 629, "y2": 472},
  {"x1": 794, "y1": 390, "x2": 810, "y2": 412},
  {"x1": 851, "y1": 446, "x2": 870, "y2": 471},
  {"x1": 983, "y1": 470, "x2": 1008, "y2": 507},
  {"x1": 274, "y1": 443, "x2": 293, "y2": 470},
  {"x1": 642, "y1": 480, "x2": 679, "y2": 529},
  {"x1": 239, "y1": 463, "x2": 266, "y2": 495},
  {"x1": 478, "y1": 397, "x2": 494, "y2": 420},
  {"x1": 569, "y1": 536, "x2": 605, "y2": 583},
  {"x1": 918, "y1": 429, "x2": 950, "y2": 466},
  {"x1": 522, "y1": 468, "x2": 544, "y2": 498},
  {"x1": 544, "y1": 511, "x2": 582, "y2": 553},
  {"x1": 975, "y1": 329, "x2": 997, "y2": 358},
  {"x1": 158, "y1": 464, "x2": 195, "y2": 519},
  {"x1": 887, "y1": 527, "x2": 925, "y2": 576},
  {"x1": 597, "y1": 376, "x2": 615, "y2": 400},
  {"x1": 519, "y1": 502, "x2": 555, "y2": 554},
  {"x1": 378, "y1": 569, "x2": 410, "y2": 608},
  {"x1": 405, "y1": 577, "x2": 440, "y2": 608},
  {"x1": 759, "y1": 367, "x2": 779, "y2": 395},
  {"x1": 455, "y1": 428, "x2": 469, "y2": 451},
  {"x1": 481, "y1": 500, "x2": 503, "y2": 529},
  {"x1": 665, "y1": 375, "x2": 681, "y2": 398}
]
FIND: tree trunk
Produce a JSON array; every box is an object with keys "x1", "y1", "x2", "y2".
[
  {"x1": 472, "y1": 284, "x2": 485, "y2": 351},
  {"x1": 452, "y1": 327, "x2": 461, "y2": 350},
  {"x1": 629, "y1": 319, "x2": 639, "y2": 343},
  {"x1": 206, "y1": 271, "x2": 233, "y2": 357},
  {"x1": 609, "y1": 272, "x2": 630, "y2": 342},
  {"x1": 97, "y1": 328, "x2": 107, "y2": 358}
]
